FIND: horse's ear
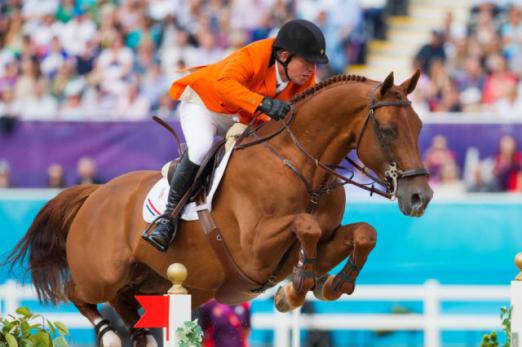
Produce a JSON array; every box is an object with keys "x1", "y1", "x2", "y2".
[
  {"x1": 380, "y1": 72, "x2": 394, "y2": 97},
  {"x1": 400, "y1": 69, "x2": 421, "y2": 94}
]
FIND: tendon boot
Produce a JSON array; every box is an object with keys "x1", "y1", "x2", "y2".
[{"x1": 143, "y1": 154, "x2": 200, "y2": 251}]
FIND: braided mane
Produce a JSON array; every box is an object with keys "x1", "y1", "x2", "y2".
[{"x1": 291, "y1": 74, "x2": 368, "y2": 104}]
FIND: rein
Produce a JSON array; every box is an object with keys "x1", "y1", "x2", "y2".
[{"x1": 236, "y1": 82, "x2": 429, "y2": 203}]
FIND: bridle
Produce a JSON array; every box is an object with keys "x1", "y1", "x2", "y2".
[
  {"x1": 345, "y1": 82, "x2": 430, "y2": 197},
  {"x1": 236, "y1": 81, "x2": 430, "y2": 209}
]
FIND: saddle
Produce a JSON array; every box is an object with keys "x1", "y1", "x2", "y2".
[{"x1": 164, "y1": 139, "x2": 227, "y2": 221}]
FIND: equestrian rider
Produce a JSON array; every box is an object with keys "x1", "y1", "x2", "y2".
[{"x1": 143, "y1": 19, "x2": 329, "y2": 252}]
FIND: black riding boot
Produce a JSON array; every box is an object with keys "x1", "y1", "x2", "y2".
[{"x1": 143, "y1": 154, "x2": 200, "y2": 251}]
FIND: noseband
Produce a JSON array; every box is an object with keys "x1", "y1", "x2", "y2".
[{"x1": 347, "y1": 82, "x2": 430, "y2": 197}]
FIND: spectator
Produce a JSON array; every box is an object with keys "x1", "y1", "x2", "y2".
[
  {"x1": 2, "y1": 9, "x2": 24, "y2": 54},
  {"x1": 454, "y1": 56, "x2": 486, "y2": 112},
  {"x1": 199, "y1": 300, "x2": 250, "y2": 347},
  {"x1": 414, "y1": 30, "x2": 447, "y2": 75},
  {"x1": 492, "y1": 84, "x2": 522, "y2": 120},
  {"x1": 40, "y1": 36, "x2": 68, "y2": 78},
  {"x1": 142, "y1": 63, "x2": 168, "y2": 109},
  {"x1": 423, "y1": 135, "x2": 457, "y2": 182},
  {"x1": 31, "y1": 14, "x2": 63, "y2": 52},
  {"x1": 94, "y1": 32, "x2": 133, "y2": 95},
  {"x1": 15, "y1": 56, "x2": 40, "y2": 101},
  {"x1": 432, "y1": 80, "x2": 463, "y2": 112},
  {"x1": 161, "y1": 30, "x2": 199, "y2": 82},
  {"x1": 467, "y1": 165, "x2": 500, "y2": 192},
  {"x1": 0, "y1": 60, "x2": 18, "y2": 95},
  {"x1": 154, "y1": 92, "x2": 176, "y2": 119},
  {"x1": 81, "y1": 83, "x2": 117, "y2": 120},
  {"x1": 47, "y1": 163, "x2": 66, "y2": 188},
  {"x1": 55, "y1": 0, "x2": 76, "y2": 24},
  {"x1": 500, "y1": 5, "x2": 522, "y2": 74},
  {"x1": 74, "y1": 39, "x2": 98, "y2": 76},
  {"x1": 515, "y1": 169, "x2": 522, "y2": 192},
  {"x1": 116, "y1": 81, "x2": 150, "y2": 120},
  {"x1": 0, "y1": 88, "x2": 22, "y2": 119},
  {"x1": 434, "y1": 162, "x2": 466, "y2": 195},
  {"x1": 482, "y1": 54, "x2": 517, "y2": 104},
  {"x1": 60, "y1": 77, "x2": 86, "y2": 120},
  {"x1": 492, "y1": 134, "x2": 522, "y2": 192},
  {"x1": 21, "y1": 78, "x2": 58, "y2": 120},
  {"x1": 0, "y1": 160, "x2": 10, "y2": 188},
  {"x1": 50, "y1": 59, "x2": 75, "y2": 100},
  {"x1": 76, "y1": 156, "x2": 102, "y2": 185},
  {"x1": 60, "y1": 9, "x2": 96, "y2": 56}
]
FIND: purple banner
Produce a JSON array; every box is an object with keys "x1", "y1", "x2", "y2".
[
  {"x1": 0, "y1": 121, "x2": 184, "y2": 187},
  {"x1": 1, "y1": 121, "x2": 521, "y2": 187}
]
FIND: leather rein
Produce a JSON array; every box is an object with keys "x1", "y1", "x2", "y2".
[{"x1": 236, "y1": 82, "x2": 430, "y2": 203}]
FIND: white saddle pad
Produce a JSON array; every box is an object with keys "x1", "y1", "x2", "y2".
[{"x1": 143, "y1": 147, "x2": 234, "y2": 223}]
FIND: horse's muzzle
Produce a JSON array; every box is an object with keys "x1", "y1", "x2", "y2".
[{"x1": 396, "y1": 177, "x2": 433, "y2": 217}]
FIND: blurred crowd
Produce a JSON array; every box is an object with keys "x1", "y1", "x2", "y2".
[
  {"x1": 0, "y1": 0, "x2": 402, "y2": 123},
  {"x1": 412, "y1": 0, "x2": 522, "y2": 118},
  {"x1": 1, "y1": 0, "x2": 521, "y2": 195},
  {"x1": 423, "y1": 133, "x2": 522, "y2": 194},
  {"x1": 0, "y1": 155, "x2": 103, "y2": 188}
]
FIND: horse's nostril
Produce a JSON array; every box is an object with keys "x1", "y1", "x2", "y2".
[{"x1": 411, "y1": 193, "x2": 423, "y2": 209}]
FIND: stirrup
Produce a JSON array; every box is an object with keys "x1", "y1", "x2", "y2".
[
  {"x1": 141, "y1": 216, "x2": 178, "y2": 252},
  {"x1": 141, "y1": 216, "x2": 170, "y2": 251}
]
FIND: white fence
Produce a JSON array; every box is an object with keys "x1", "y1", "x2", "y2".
[{"x1": 0, "y1": 280, "x2": 509, "y2": 347}]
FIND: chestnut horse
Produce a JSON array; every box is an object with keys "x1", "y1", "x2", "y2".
[{"x1": 7, "y1": 71, "x2": 432, "y2": 347}]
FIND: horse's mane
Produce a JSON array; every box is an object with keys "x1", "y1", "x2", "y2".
[{"x1": 291, "y1": 74, "x2": 369, "y2": 104}]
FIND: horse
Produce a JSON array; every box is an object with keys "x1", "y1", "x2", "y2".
[{"x1": 7, "y1": 71, "x2": 433, "y2": 347}]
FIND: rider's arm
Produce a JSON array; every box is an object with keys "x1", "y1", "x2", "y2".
[{"x1": 214, "y1": 47, "x2": 264, "y2": 115}]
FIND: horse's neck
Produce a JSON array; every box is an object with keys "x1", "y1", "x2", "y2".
[{"x1": 281, "y1": 83, "x2": 370, "y2": 177}]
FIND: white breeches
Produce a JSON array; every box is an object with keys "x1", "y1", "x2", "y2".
[{"x1": 179, "y1": 100, "x2": 237, "y2": 165}]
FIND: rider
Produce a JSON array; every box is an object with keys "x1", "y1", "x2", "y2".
[{"x1": 143, "y1": 19, "x2": 329, "y2": 252}]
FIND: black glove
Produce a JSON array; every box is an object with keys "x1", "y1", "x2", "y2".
[{"x1": 258, "y1": 97, "x2": 291, "y2": 120}]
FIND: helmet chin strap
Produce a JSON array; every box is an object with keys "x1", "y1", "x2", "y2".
[{"x1": 276, "y1": 54, "x2": 294, "y2": 82}]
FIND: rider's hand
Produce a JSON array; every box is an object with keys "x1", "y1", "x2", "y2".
[{"x1": 258, "y1": 97, "x2": 291, "y2": 120}]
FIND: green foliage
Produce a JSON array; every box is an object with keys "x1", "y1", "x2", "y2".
[
  {"x1": 0, "y1": 307, "x2": 69, "y2": 347},
  {"x1": 176, "y1": 319, "x2": 203, "y2": 347},
  {"x1": 481, "y1": 306, "x2": 512, "y2": 347}
]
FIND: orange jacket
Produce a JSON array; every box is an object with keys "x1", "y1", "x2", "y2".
[{"x1": 169, "y1": 38, "x2": 316, "y2": 124}]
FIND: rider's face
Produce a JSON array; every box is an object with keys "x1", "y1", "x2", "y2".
[{"x1": 278, "y1": 51, "x2": 315, "y2": 85}]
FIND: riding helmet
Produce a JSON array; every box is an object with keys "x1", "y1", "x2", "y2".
[{"x1": 273, "y1": 19, "x2": 329, "y2": 64}]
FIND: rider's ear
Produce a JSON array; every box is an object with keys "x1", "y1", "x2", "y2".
[
  {"x1": 399, "y1": 69, "x2": 421, "y2": 95},
  {"x1": 380, "y1": 72, "x2": 394, "y2": 97}
]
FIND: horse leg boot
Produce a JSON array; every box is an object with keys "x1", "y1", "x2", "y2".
[
  {"x1": 313, "y1": 222, "x2": 377, "y2": 301},
  {"x1": 143, "y1": 153, "x2": 199, "y2": 252},
  {"x1": 69, "y1": 293, "x2": 122, "y2": 347},
  {"x1": 275, "y1": 213, "x2": 322, "y2": 312}
]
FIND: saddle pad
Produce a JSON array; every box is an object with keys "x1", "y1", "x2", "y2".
[{"x1": 143, "y1": 147, "x2": 234, "y2": 223}]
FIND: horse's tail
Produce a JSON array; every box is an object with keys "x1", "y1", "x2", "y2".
[{"x1": 5, "y1": 184, "x2": 99, "y2": 304}]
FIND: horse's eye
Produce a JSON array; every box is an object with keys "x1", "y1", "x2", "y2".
[{"x1": 381, "y1": 126, "x2": 398, "y2": 140}]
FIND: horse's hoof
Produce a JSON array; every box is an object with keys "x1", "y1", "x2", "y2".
[
  {"x1": 274, "y1": 286, "x2": 293, "y2": 313},
  {"x1": 313, "y1": 274, "x2": 330, "y2": 301}
]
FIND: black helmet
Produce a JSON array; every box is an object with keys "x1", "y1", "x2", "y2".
[{"x1": 274, "y1": 19, "x2": 328, "y2": 64}]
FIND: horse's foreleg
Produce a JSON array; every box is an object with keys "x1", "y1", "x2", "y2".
[
  {"x1": 313, "y1": 222, "x2": 376, "y2": 301},
  {"x1": 275, "y1": 213, "x2": 322, "y2": 312}
]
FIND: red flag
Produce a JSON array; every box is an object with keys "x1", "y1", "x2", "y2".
[{"x1": 134, "y1": 295, "x2": 170, "y2": 329}]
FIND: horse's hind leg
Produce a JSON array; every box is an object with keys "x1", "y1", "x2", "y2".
[
  {"x1": 313, "y1": 222, "x2": 377, "y2": 301},
  {"x1": 69, "y1": 291, "x2": 122, "y2": 347},
  {"x1": 275, "y1": 213, "x2": 322, "y2": 312},
  {"x1": 110, "y1": 286, "x2": 158, "y2": 347}
]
